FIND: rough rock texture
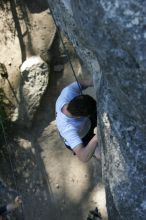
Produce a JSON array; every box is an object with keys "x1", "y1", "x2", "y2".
[
  {"x1": 47, "y1": 0, "x2": 146, "y2": 219},
  {"x1": 18, "y1": 56, "x2": 49, "y2": 126}
]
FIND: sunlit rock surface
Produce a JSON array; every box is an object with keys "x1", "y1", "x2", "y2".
[
  {"x1": 19, "y1": 56, "x2": 49, "y2": 126},
  {"x1": 47, "y1": 0, "x2": 146, "y2": 219}
]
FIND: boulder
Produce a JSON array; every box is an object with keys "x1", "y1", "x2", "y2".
[
  {"x1": 0, "y1": 2, "x2": 56, "y2": 126},
  {"x1": 18, "y1": 56, "x2": 49, "y2": 127}
]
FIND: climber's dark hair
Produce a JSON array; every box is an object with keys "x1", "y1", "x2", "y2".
[{"x1": 67, "y1": 94, "x2": 96, "y2": 117}]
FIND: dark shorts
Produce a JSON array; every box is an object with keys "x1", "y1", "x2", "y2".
[
  {"x1": 0, "y1": 205, "x2": 7, "y2": 215},
  {"x1": 65, "y1": 112, "x2": 97, "y2": 152}
]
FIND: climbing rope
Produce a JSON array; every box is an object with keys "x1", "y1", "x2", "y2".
[
  {"x1": 47, "y1": 4, "x2": 82, "y2": 94},
  {"x1": 0, "y1": 115, "x2": 25, "y2": 220}
]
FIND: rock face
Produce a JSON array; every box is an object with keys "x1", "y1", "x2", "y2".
[{"x1": 47, "y1": 0, "x2": 146, "y2": 219}]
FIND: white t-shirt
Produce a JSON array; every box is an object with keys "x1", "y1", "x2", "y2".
[{"x1": 56, "y1": 82, "x2": 91, "y2": 149}]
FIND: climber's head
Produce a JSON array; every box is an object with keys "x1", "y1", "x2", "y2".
[{"x1": 67, "y1": 94, "x2": 96, "y2": 117}]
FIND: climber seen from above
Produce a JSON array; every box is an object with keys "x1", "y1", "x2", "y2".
[{"x1": 56, "y1": 79, "x2": 100, "y2": 162}]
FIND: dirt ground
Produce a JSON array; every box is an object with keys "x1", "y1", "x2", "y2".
[
  {"x1": 0, "y1": 3, "x2": 107, "y2": 220},
  {"x1": 1, "y1": 49, "x2": 107, "y2": 220}
]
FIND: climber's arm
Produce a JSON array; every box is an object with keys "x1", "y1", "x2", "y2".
[
  {"x1": 73, "y1": 134, "x2": 98, "y2": 162},
  {"x1": 79, "y1": 79, "x2": 94, "y2": 90}
]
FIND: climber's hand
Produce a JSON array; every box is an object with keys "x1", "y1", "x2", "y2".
[{"x1": 14, "y1": 196, "x2": 22, "y2": 207}]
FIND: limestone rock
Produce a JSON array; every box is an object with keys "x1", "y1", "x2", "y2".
[
  {"x1": 19, "y1": 56, "x2": 49, "y2": 127},
  {"x1": 47, "y1": 0, "x2": 146, "y2": 219}
]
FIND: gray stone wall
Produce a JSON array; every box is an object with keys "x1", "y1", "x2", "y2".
[{"x1": 47, "y1": 0, "x2": 146, "y2": 219}]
